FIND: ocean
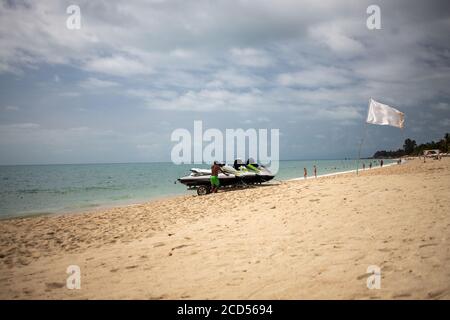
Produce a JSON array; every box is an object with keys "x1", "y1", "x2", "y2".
[{"x1": 0, "y1": 159, "x2": 394, "y2": 219}]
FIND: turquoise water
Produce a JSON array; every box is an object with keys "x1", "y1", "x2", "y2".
[{"x1": 0, "y1": 159, "x2": 394, "y2": 218}]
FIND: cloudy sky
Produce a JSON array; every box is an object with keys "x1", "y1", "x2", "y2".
[{"x1": 0, "y1": 0, "x2": 449, "y2": 165}]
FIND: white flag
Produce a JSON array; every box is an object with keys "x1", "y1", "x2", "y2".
[{"x1": 366, "y1": 98, "x2": 405, "y2": 128}]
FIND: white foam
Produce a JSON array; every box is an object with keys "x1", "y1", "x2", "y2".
[{"x1": 287, "y1": 162, "x2": 398, "y2": 181}]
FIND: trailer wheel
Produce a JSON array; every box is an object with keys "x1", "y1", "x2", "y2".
[{"x1": 197, "y1": 185, "x2": 210, "y2": 196}]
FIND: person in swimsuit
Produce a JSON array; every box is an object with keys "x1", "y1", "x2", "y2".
[{"x1": 210, "y1": 161, "x2": 228, "y2": 193}]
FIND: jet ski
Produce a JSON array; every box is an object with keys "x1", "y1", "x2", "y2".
[{"x1": 177, "y1": 158, "x2": 275, "y2": 195}]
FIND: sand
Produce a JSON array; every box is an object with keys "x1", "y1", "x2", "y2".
[{"x1": 0, "y1": 158, "x2": 449, "y2": 299}]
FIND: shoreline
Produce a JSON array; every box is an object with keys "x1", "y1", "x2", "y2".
[
  {"x1": 0, "y1": 160, "x2": 398, "y2": 221},
  {"x1": 289, "y1": 162, "x2": 398, "y2": 181},
  {"x1": 0, "y1": 191, "x2": 189, "y2": 221}
]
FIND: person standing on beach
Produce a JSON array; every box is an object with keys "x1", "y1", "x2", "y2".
[
  {"x1": 380, "y1": 159, "x2": 384, "y2": 167},
  {"x1": 363, "y1": 163, "x2": 365, "y2": 170},
  {"x1": 313, "y1": 165, "x2": 317, "y2": 178},
  {"x1": 304, "y1": 167, "x2": 307, "y2": 179},
  {"x1": 369, "y1": 162, "x2": 372, "y2": 169},
  {"x1": 210, "y1": 161, "x2": 228, "y2": 193}
]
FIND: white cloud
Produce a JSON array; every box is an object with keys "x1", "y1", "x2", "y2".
[
  {"x1": 0, "y1": 123, "x2": 40, "y2": 130},
  {"x1": 316, "y1": 106, "x2": 362, "y2": 121},
  {"x1": 432, "y1": 102, "x2": 449, "y2": 111},
  {"x1": 207, "y1": 69, "x2": 266, "y2": 88},
  {"x1": 4, "y1": 105, "x2": 20, "y2": 111},
  {"x1": 256, "y1": 116, "x2": 271, "y2": 123},
  {"x1": 127, "y1": 89, "x2": 179, "y2": 101},
  {"x1": 0, "y1": 1, "x2": 100, "y2": 73},
  {"x1": 229, "y1": 48, "x2": 273, "y2": 67},
  {"x1": 277, "y1": 66, "x2": 352, "y2": 88},
  {"x1": 58, "y1": 92, "x2": 81, "y2": 97},
  {"x1": 140, "y1": 88, "x2": 268, "y2": 112},
  {"x1": 169, "y1": 49, "x2": 194, "y2": 59},
  {"x1": 79, "y1": 77, "x2": 119, "y2": 89},
  {"x1": 308, "y1": 21, "x2": 365, "y2": 56},
  {"x1": 84, "y1": 56, "x2": 152, "y2": 77},
  {"x1": 439, "y1": 118, "x2": 450, "y2": 127}
]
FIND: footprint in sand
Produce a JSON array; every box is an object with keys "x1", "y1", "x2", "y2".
[
  {"x1": 427, "y1": 289, "x2": 448, "y2": 299},
  {"x1": 419, "y1": 243, "x2": 438, "y2": 248},
  {"x1": 392, "y1": 292, "x2": 412, "y2": 298},
  {"x1": 153, "y1": 242, "x2": 165, "y2": 248},
  {"x1": 46, "y1": 282, "x2": 65, "y2": 289},
  {"x1": 356, "y1": 273, "x2": 370, "y2": 280},
  {"x1": 381, "y1": 265, "x2": 393, "y2": 272},
  {"x1": 171, "y1": 244, "x2": 190, "y2": 251},
  {"x1": 22, "y1": 288, "x2": 34, "y2": 295},
  {"x1": 125, "y1": 265, "x2": 138, "y2": 269}
]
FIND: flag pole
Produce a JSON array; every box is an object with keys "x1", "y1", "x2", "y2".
[
  {"x1": 357, "y1": 99, "x2": 371, "y2": 175},
  {"x1": 400, "y1": 120, "x2": 406, "y2": 161},
  {"x1": 356, "y1": 122, "x2": 368, "y2": 175}
]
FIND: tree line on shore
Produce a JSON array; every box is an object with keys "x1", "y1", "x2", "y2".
[{"x1": 372, "y1": 133, "x2": 450, "y2": 159}]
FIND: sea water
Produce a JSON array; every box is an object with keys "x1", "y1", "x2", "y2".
[{"x1": 0, "y1": 159, "x2": 394, "y2": 218}]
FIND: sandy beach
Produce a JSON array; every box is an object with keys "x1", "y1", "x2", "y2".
[{"x1": 0, "y1": 158, "x2": 449, "y2": 299}]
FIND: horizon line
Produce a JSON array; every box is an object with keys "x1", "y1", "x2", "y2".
[{"x1": 0, "y1": 157, "x2": 380, "y2": 167}]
